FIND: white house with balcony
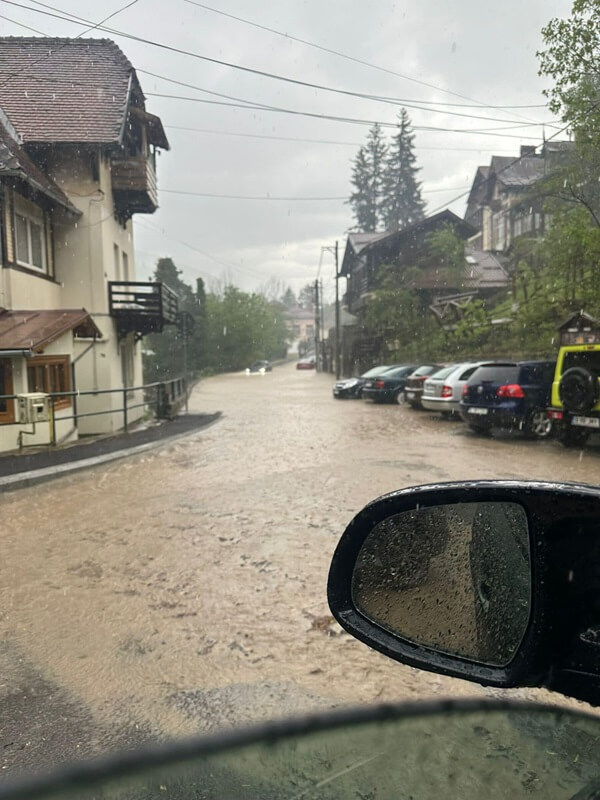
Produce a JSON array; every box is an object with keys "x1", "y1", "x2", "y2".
[{"x1": 0, "y1": 37, "x2": 177, "y2": 453}]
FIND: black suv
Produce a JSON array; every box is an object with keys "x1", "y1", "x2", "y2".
[{"x1": 460, "y1": 361, "x2": 555, "y2": 438}]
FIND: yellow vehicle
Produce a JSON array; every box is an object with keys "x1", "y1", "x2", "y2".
[{"x1": 549, "y1": 342, "x2": 600, "y2": 447}]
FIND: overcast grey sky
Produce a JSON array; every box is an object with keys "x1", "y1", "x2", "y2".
[{"x1": 1, "y1": 0, "x2": 572, "y2": 299}]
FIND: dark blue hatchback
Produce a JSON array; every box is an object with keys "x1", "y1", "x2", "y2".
[{"x1": 460, "y1": 361, "x2": 556, "y2": 438}]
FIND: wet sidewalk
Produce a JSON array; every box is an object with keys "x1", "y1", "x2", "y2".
[{"x1": 0, "y1": 412, "x2": 221, "y2": 490}]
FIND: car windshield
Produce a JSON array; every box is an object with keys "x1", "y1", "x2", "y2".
[{"x1": 1, "y1": 0, "x2": 598, "y2": 791}]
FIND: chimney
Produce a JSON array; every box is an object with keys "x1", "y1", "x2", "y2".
[{"x1": 520, "y1": 145, "x2": 536, "y2": 157}]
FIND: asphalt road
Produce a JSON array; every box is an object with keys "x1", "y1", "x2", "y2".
[{"x1": 2, "y1": 362, "x2": 599, "y2": 781}]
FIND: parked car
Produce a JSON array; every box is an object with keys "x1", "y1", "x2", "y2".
[
  {"x1": 332, "y1": 365, "x2": 400, "y2": 399},
  {"x1": 548, "y1": 343, "x2": 600, "y2": 447},
  {"x1": 361, "y1": 365, "x2": 418, "y2": 404},
  {"x1": 403, "y1": 364, "x2": 446, "y2": 408},
  {"x1": 460, "y1": 360, "x2": 555, "y2": 438},
  {"x1": 422, "y1": 362, "x2": 484, "y2": 417},
  {"x1": 296, "y1": 356, "x2": 316, "y2": 370},
  {"x1": 245, "y1": 360, "x2": 272, "y2": 374}
]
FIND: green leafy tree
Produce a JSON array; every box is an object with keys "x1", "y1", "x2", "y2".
[
  {"x1": 204, "y1": 287, "x2": 289, "y2": 371},
  {"x1": 348, "y1": 124, "x2": 387, "y2": 231},
  {"x1": 381, "y1": 109, "x2": 425, "y2": 231},
  {"x1": 538, "y1": 1, "x2": 600, "y2": 226},
  {"x1": 426, "y1": 224, "x2": 466, "y2": 287},
  {"x1": 144, "y1": 258, "x2": 205, "y2": 382}
]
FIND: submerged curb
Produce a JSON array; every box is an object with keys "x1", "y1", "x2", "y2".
[{"x1": 0, "y1": 413, "x2": 222, "y2": 493}]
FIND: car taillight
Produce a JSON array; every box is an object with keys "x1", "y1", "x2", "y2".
[
  {"x1": 548, "y1": 409, "x2": 563, "y2": 420},
  {"x1": 441, "y1": 385, "x2": 453, "y2": 398},
  {"x1": 497, "y1": 384, "x2": 525, "y2": 398},
  {"x1": 462, "y1": 384, "x2": 468, "y2": 397},
  {"x1": 374, "y1": 380, "x2": 385, "y2": 388},
  {"x1": 417, "y1": 375, "x2": 428, "y2": 381}
]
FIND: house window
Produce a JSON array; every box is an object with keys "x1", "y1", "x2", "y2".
[
  {"x1": 27, "y1": 356, "x2": 71, "y2": 408},
  {"x1": 0, "y1": 360, "x2": 15, "y2": 423},
  {"x1": 122, "y1": 252, "x2": 129, "y2": 281},
  {"x1": 292, "y1": 324, "x2": 301, "y2": 337},
  {"x1": 306, "y1": 324, "x2": 314, "y2": 338},
  {"x1": 15, "y1": 209, "x2": 46, "y2": 272}
]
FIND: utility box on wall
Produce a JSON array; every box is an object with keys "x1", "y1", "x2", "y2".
[{"x1": 17, "y1": 393, "x2": 50, "y2": 424}]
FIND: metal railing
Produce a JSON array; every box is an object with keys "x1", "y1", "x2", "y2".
[{"x1": 0, "y1": 376, "x2": 188, "y2": 445}]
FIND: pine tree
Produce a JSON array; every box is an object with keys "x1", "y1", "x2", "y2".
[
  {"x1": 347, "y1": 124, "x2": 387, "y2": 231},
  {"x1": 381, "y1": 108, "x2": 425, "y2": 231}
]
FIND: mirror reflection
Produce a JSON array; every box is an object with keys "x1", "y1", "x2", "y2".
[{"x1": 352, "y1": 502, "x2": 531, "y2": 666}]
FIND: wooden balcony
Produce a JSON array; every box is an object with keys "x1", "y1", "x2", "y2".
[
  {"x1": 111, "y1": 155, "x2": 158, "y2": 217},
  {"x1": 109, "y1": 282, "x2": 179, "y2": 340}
]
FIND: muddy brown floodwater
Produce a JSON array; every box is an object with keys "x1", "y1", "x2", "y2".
[{"x1": 2, "y1": 363, "x2": 600, "y2": 779}]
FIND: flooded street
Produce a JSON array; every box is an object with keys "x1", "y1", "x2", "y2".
[{"x1": 2, "y1": 363, "x2": 600, "y2": 778}]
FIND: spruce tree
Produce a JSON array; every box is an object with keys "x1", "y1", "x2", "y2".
[
  {"x1": 348, "y1": 124, "x2": 387, "y2": 231},
  {"x1": 382, "y1": 108, "x2": 425, "y2": 231}
]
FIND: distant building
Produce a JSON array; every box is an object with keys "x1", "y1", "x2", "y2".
[
  {"x1": 284, "y1": 307, "x2": 315, "y2": 354},
  {"x1": 465, "y1": 142, "x2": 574, "y2": 253}
]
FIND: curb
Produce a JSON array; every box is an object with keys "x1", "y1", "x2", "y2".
[{"x1": 0, "y1": 414, "x2": 222, "y2": 494}]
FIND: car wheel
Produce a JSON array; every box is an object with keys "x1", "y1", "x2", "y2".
[
  {"x1": 559, "y1": 367, "x2": 599, "y2": 413},
  {"x1": 524, "y1": 409, "x2": 553, "y2": 439},
  {"x1": 468, "y1": 423, "x2": 492, "y2": 435},
  {"x1": 395, "y1": 390, "x2": 407, "y2": 406},
  {"x1": 557, "y1": 427, "x2": 590, "y2": 448}
]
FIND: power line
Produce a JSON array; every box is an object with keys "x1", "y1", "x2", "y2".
[
  {"x1": 163, "y1": 125, "x2": 515, "y2": 152},
  {"x1": 0, "y1": 0, "x2": 139, "y2": 89},
  {"x1": 182, "y1": 0, "x2": 548, "y2": 114},
  {"x1": 147, "y1": 92, "x2": 546, "y2": 140},
  {"x1": 0, "y1": 0, "x2": 555, "y2": 130},
  {"x1": 137, "y1": 67, "x2": 555, "y2": 129},
  {"x1": 0, "y1": 10, "x2": 47, "y2": 33},
  {"x1": 159, "y1": 186, "x2": 470, "y2": 200}
]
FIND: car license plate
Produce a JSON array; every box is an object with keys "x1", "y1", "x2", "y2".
[
  {"x1": 468, "y1": 407, "x2": 488, "y2": 415},
  {"x1": 572, "y1": 415, "x2": 600, "y2": 429},
  {"x1": 406, "y1": 391, "x2": 415, "y2": 400},
  {"x1": 365, "y1": 382, "x2": 373, "y2": 388}
]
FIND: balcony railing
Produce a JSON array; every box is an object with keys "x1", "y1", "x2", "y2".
[
  {"x1": 109, "y1": 281, "x2": 179, "y2": 339},
  {"x1": 111, "y1": 155, "x2": 159, "y2": 217}
]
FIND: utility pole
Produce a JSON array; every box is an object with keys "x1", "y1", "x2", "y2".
[
  {"x1": 334, "y1": 240, "x2": 341, "y2": 379},
  {"x1": 314, "y1": 279, "x2": 320, "y2": 371}
]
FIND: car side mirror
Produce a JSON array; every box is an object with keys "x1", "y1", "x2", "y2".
[{"x1": 328, "y1": 481, "x2": 600, "y2": 705}]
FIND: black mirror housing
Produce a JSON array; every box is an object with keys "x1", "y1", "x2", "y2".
[{"x1": 328, "y1": 481, "x2": 600, "y2": 705}]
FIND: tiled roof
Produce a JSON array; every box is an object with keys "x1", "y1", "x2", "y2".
[
  {"x1": 0, "y1": 38, "x2": 134, "y2": 144},
  {"x1": 0, "y1": 309, "x2": 102, "y2": 352},
  {"x1": 0, "y1": 117, "x2": 78, "y2": 212}
]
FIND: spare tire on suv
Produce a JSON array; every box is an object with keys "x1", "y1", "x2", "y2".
[{"x1": 559, "y1": 367, "x2": 600, "y2": 413}]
